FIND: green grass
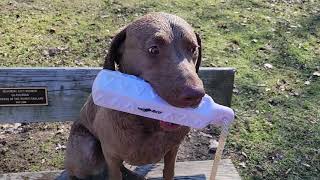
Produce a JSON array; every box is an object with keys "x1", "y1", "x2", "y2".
[{"x1": 1, "y1": 0, "x2": 319, "y2": 179}]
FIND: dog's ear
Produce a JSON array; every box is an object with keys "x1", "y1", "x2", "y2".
[
  {"x1": 195, "y1": 32, "x2": 202, "y2": 73},
  {"x1": 103, "y1": 28, "x2": 127, "y2": 70}
]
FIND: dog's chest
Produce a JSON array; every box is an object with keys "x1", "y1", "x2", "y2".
[
  {"x1": 93, "y1": 109, "x2": 190, "y2": 165},
  {"x1": 110, "y1": 111, "x2": 190, "y2": 165},
  {"x1": 123, "y1": 126, "x2": 189, "y2": 166}
]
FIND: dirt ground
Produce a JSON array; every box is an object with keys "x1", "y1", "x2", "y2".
[{"x1": 0, "y1": 122, "x2": 228, "y2": 174}]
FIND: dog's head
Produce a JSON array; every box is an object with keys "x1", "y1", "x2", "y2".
[{"x1": 104, "y1": 12, "x2": 205, "y2": 108}]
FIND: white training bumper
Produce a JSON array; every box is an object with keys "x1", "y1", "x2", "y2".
[{"x1": 92, "y1": 70, "x2": 235, "y2": 129}]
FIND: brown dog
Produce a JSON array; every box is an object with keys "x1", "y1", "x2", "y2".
[{"x1": 65, "y1": 12, "x2": 205, "y2": 180}]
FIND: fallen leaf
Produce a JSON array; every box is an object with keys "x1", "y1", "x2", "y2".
[
  {"x1": 285, "y1": 168, "x2": 292, "y2": 174},
  {"x1": 264, "y1": 63, "x2": 273, "y2": 69},
  {"x1": 266, "y1": 121, "x2": 273, "y2": 127},
  {"x1": 313, "y1": 71, "x2": 320, "y2": 77},
  {"x1": 239, "y1": 162, "x2": 246, "y2": 168},
  {"x1": 294, "y1": 91, "x2": 300, "y2": 96},
  {"x1": 13, "y1": 123, "x2": 21, "y2": 129},
  {"x1": 241, "y1": 151, "x2": 248, "y2": 158},
  {"x1": 257, "y1": 84, "x2": 266, "y2": 87},
  {"x1": 199, "y1": 132, "x2": 212, "y2": 138},
  {"x1": 302, "y1": 163, "x2": 311, "y2": 168},
  {"x1": 252, "y1": 39, "x2": 258, "y2": 43},
  {"x1": 55, "y1": 143, "x2": 66, "y2": 150},
  {"x1": 55, "y1": 128, "x2": 64, "y2": 135},
  {"x1": 48, "y1": 28, "x2": 56, "y2": 34},
  {"x1": 209, "y1": 63, "x2": 217, "y2": 67},
  {"x1": 304, "y1": 81, "x2": 310, "y2": 85},
  {"x1": 255, "y1": 165, "x2": 264, "y2": 172}
]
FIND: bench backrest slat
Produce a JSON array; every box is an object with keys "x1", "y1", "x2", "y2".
[{"x1": 0, "y1": 67, "x2": 235, "y2": 123}]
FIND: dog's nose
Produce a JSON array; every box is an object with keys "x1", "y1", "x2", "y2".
[{"x1": 179, "y1": 86, "x2": 205, "y2": 107}]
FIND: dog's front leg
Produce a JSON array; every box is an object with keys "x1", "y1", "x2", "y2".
[
  {"x1": 163, "y1": 146, "x2": 179, "y2": 180},
  {"x1": 105, "y1": 156, "x2": 123, "y2": 180}
]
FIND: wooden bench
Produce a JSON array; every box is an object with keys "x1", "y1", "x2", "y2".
[{"x1": 0, "y1": 67, "x2": 241, "y2": 180}]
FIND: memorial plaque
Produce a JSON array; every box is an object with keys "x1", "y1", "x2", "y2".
[{"x1": 0, "y1": 87, "x2": 48, "y2": 106}]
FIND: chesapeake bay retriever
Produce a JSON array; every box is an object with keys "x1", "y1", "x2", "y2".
[{"x1": 65, "y1": 12, "x2": 205, "y2": 180}]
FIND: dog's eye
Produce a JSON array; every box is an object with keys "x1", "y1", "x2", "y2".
[{"x1": 148, "y1": 46, "x2": 160, "y2": 55}]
